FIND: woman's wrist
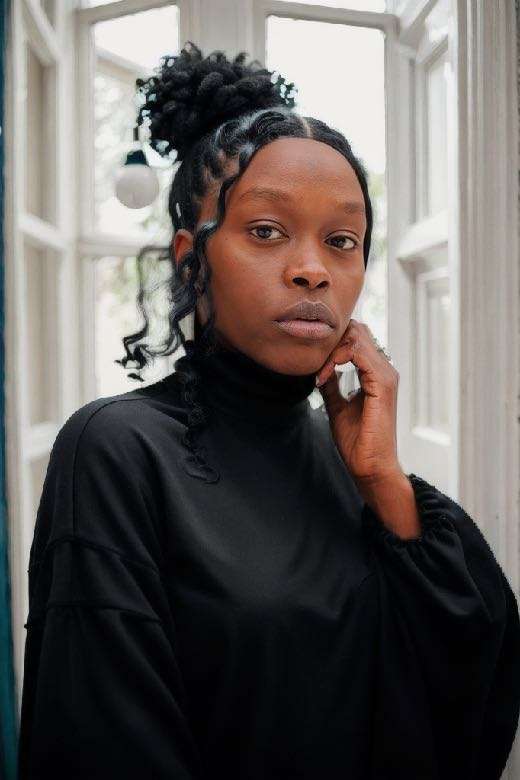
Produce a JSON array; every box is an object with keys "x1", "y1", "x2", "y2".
[{"x1": 354, "y1": 468, "x2": 422, "y2": 541}]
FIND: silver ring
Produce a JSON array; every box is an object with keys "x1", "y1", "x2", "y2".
[
  {"x1": 371, "y1": 335, "x2": 393, "y2": 364},
  {"x1": 380, "y1": 348, "x2": 393, "y2": 365}
]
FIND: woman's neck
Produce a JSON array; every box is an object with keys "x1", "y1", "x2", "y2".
[{"x1": 184, "y1": 341, "x2": 317, "y2": 423}]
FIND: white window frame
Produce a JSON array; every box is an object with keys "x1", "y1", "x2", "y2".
[
  {"x1": 5, "y1": 0, "x2": 78, "y2": 713},
  {"x1": 76, "y1": 0, "x2": 197, "y2": 402}
]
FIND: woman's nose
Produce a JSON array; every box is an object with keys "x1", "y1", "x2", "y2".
[{"x1": 283, "y1": 257, "x2": 331, "y2": 290}]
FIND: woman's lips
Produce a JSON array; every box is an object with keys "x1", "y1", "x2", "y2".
[{"x1": 274, "y1": 319, "x2": 334, "y2": 340}]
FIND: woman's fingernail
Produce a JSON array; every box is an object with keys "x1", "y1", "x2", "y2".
[{"x1": 315, "y1": 375, "x2": 323, "y2": 387}]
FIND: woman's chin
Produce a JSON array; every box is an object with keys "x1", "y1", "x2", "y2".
[
  {"x1": 256, "y1": 344, "x2": 329, "y2": 377},
  {"x1": 212, "y1": 326, "x2": 332, "y2": 376}
]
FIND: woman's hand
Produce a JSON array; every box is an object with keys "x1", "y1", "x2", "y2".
[{"x1": 316, "y1": 319, "x2": 403, "y2": 486}]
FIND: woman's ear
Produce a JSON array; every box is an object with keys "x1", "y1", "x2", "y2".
[{"x1": 172, "y1": 228, "x2": 194, "y2": 269}]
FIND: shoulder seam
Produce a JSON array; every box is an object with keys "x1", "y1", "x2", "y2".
[
  {"x1": 24, "y1": 600, "x2": 164, "y2": 629},
  {"x1": 70, "y1": 397, "x2": 155, "y2": 538},
  {"x1": 28, "y1": 533, "x2": 162, "y2": 576}
]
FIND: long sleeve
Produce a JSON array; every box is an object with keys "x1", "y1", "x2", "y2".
[
  {"x1": 17, "y1": 399, "x2": 206, "y2": 780},
  {"x1": 362, "y1": 472, "x2": 520, "y2": 780}
]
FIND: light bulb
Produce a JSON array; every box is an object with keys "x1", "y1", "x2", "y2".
[
  {"x1": 114, "y1": 146, "x2": 160, "y2": 209},
  {"x1": 114, "y1": 163, "x2": 160, "y2": 209}
]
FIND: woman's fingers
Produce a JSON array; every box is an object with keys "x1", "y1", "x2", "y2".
[
  {"x1": 315, "y1": 341, "x2": 373, "y2": 387},
  {"x1": 315, "y1": 320, "x2": 391, "y2": 388}
]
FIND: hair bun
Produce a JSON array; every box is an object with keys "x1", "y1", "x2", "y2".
[{"x1": 136, "y1": 40, "x2": 297, "y2": 161}]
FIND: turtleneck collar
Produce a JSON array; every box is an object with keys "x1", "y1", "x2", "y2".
[{"x1": 187, "y1": 344, "x2": 316, "y2": 423}]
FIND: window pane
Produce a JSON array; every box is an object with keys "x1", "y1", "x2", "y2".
[
  {"x1": 277, "y1": 0, "x2": 386, "y2": 10},
  {"x1": 93, "y1": 252, "x2": 179, "y2": 398},
  {"x1": 93, "y1": 6, "x2": 179, "y2": 238},
  {"x1": 41, "y1": 0, "x2": 56, "y2": 27},
  {"x1": 25, "y1": 244, "x2": 59, "y2": 425},
  {"x1": 93, "y1": 5, "x2": 179, "y2": 72},
  {"x1": 25, "y1": 41, "x2": 57, "y2": 224},
  {"x1": 266, "y1": 16, "x2": 387, "y2": 398}
]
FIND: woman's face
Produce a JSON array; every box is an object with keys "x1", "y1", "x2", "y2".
[{"x1": 173, "y1": 136, "x2": 367, "y2": 376}]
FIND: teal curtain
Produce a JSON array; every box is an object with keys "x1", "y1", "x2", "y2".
[{"x1": 0, "y1": 1, "x2": 18, "y2": 779}]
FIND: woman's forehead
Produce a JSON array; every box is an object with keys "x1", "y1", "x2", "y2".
[
  {"x1": 235, "y1": 137, "x2": 361, "y2": 194},
  {"x1": 199, "y1": 136, "x2": 364, "y2": 222}
]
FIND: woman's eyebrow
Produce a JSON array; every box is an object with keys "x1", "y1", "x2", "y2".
[{"x1": 236, "y1": 186, "x2": 365, "y2": 215}]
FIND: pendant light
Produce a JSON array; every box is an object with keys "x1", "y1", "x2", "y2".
[{"x1": 114, "y1": 124, "x2": 160, "y2": 209}]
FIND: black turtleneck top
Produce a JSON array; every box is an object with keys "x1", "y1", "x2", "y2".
[{"x1": 18, "y1": 346, "x2": 520, "y2": 779}]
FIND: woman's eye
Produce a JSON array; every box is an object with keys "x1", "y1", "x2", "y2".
[
  {"x1": 249, "y1": 226, "x2": 358, "y2": 250},
  {"x1": 250, "y1": 225, "x2": 284, "y2": 241},
  {"x1": 327, "y1": 235, "x2": 358, "y2": 250}
]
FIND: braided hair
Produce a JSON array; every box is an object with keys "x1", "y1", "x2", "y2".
[{"x1": 116, "y1": 40, "x2": 374, "y2": 483}]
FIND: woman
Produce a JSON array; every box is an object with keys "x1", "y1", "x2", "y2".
[{"x1": 18, "y1": 41, "x2": 520, "y2": 779}]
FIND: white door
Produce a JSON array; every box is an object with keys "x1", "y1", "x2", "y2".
[{"x1": 384, "y1": 0, "x2": 456, "y2": 495}]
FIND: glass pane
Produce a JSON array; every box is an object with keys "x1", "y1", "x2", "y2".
[
  {"x1": 426, "y1": 51, "x2": 448, "y2": 216},
  {"x1": 277, "y1": 0, "x2": 386, "y2": 10},
  {"x1": 93, "y1": 252, "x2": 179, "y2": 398},
  {"x1": 93, "y1": 5, "x2": 179, "y2": 239},
  {"x1": 25, "y1": 244, "x2": 59, "y2": 425},
  {"x1": 424, "y1": 0, "x2": 450, "y2": 41},
  {"x1": 266, "y1": 16, "x2": 387, "y2": 400},
  {"x1": 41, "y1": 0, "x2": 56, "y2": 27},
  {"x1": 94, "y1": 6, "x2": 179, "y2": 71},
  {"x1": 25, "y1": 42, "x2": 56, "y2": 224}
]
